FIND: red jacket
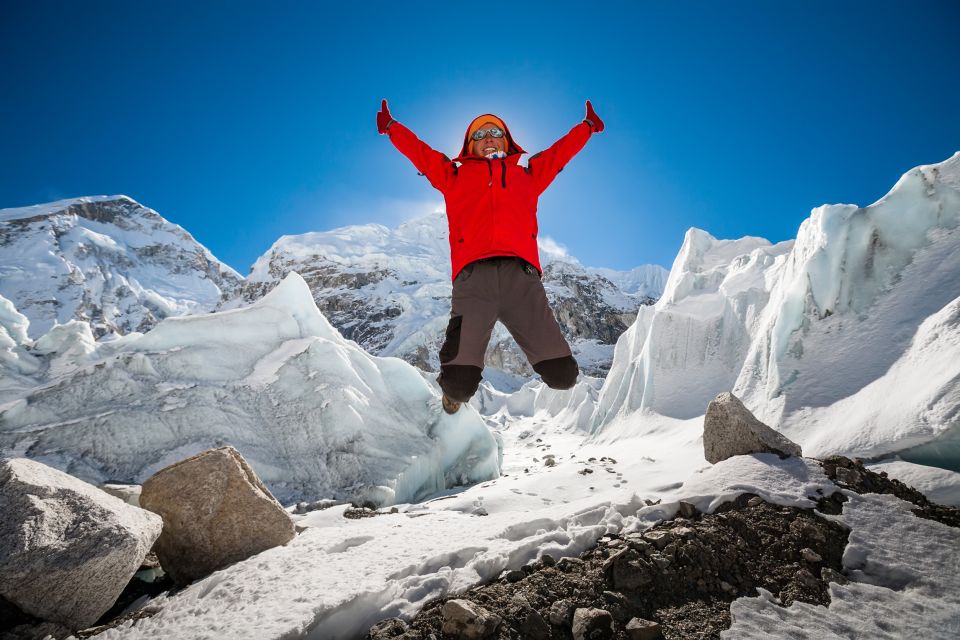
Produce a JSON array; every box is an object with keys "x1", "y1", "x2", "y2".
[{"x1": 388, "y1": 117, "x2": 593, "y2": 281}]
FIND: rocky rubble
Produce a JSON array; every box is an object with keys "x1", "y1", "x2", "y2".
[{"x1": 364, "y1": 459, "x2": 960, "y2": 640}]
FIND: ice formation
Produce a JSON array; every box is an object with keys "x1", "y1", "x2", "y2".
[
  {"x1": 591, "y1": 153, "x2": 960, "y2": 468},
  {"x1": 0, "y1": 272, "x2": 501, "y2": 504}
]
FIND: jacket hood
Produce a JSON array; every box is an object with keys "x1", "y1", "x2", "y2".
[{"x1": 455, "y1": 113, "x2": 526, "y2": 161}]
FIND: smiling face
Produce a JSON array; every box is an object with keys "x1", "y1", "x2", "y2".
[{"x1": 469, "y1": 121, "x2": 507, "y2": 157}]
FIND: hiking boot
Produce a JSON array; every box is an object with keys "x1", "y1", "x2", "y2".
[{"x1": 441, "y1": 394, "x2": 462, "y2": 415}]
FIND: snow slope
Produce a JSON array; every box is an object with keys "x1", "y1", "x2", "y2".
[
  {"x1": 0, "y1": 195, "x2": 243, "y2": 340},
  {"x1": 0, "y1": 273, "x2": 500, "y2": 505}
]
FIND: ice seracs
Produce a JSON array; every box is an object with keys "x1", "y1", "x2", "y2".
[
  {"x1": 590, "y1": 152, "x2": 960, "y2": 468},
  {"x1": 0, "y1": 271, "x2": 501, "y2": 505}
]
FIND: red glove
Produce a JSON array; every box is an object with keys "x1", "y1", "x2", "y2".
[
  {"x1": 377, "y1": 99, "x2": 396, "y2": 134},
  {"x1": 584, "y1": 100, "x2": 604, "y2": 133}
]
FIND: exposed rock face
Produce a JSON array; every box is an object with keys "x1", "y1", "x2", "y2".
[
  {"x1": 0, "y1": 458, "x2": 162, "y2": 630},
  {"x1": 139, "y1": 446, "x2": 296, "y2": 586},
  {"x1": 703, "y1": 392, "x2": 802, "y2": 463},
  {"x1": 0, "y1": 196, "x2": 243, "y2": 340},
  {"x1": 229, "y1": 213, "x2": 666, "y2": 378}
]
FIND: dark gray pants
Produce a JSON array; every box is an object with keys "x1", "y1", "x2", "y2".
[{"x1": 437, "y1": 257, "x2": 579, "y2": 401}]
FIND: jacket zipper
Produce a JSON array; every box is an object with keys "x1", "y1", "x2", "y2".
[{"x1": 488, "y1": 160, "x2": 495, "y2": 246}]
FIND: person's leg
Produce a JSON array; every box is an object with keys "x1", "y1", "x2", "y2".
[
  {"x1": 437, "y1": 261, "x2": 499, "y2": 402},
  {"x1": 497, "y1": 259, "x2": 579, "y2": 389}
]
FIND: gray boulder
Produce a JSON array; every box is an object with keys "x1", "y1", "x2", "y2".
[
  {"x1": 139, "y1": 446, "x2": 295, "y2": 586},
  {"x1": 703, "y1": 392, "x2": 802, "y2": 463},
  {"x1": 0, "y1": 458, "x2": 162, "y2": 630}
]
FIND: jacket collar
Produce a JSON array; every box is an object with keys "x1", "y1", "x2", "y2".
[{"x1": 452, "y1": 151, "x2": 524, "y2": 164}]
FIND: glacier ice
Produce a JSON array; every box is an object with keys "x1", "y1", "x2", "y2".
[
  {"x1": 0, "y1": 272, "x2": 500, "y2": 505},
  {"x1": 592, "y1": 152, "x2": 960, "y2": 466}
]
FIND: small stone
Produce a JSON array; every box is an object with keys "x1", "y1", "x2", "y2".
[
  {"x1": 548, "y1": 599, "x2": 574, "y2": 626},
  {"x1": 720, "y1": 580, "x2": 735, "y2": 593},
  {"x1": 518, "y1": 606, "x2": 551, "y2": 640},
  {"x1": 572, "y1": 607, "x2": 614, "y2": 640},
  {"x1": 368, "y1": 617, "x2": 408, "y2": 638},
  {"x1": 540, "y1": 553, "x2": 556, "y2": 567},
  {"x1": 579, "y1": 468, "x2": 594, "y2": 475},
  {"x1": 677, "y1": 501, "x2": 697, "y2": 518},
  {"x1": 672, "y1": 526, "x2": 696, "y2": 539},
  {"x1": 390, "y1": 506, "x2": 399, "y2": 514},
  {"x1": 441, "y1": 599, "x2": 501, "y2": 639},
  {"x1": 796, "y1": 568, "x2": 821, "y2": 589},
  {"x1": 605, "y1": 538, "x2": 625, "y2": 548},
  {"x1": 557, "y1": 556, "x2": 585, "y2": 572},
  {"x1": 801, "y1": 548, "x2": 822, "y2": 563},
  {"x1": 834, "y1": 467, "x2": 862, "y2": 487},
  {"x1": 625, "y1": 616, "x2": 662, "y2": 639},
  {"x1": 505, "y1": 569, "x2": 525, "y2": 583},
  {"x1": 544, "y1": 458, "x2": 556, "y2": 467},
  {"x1": 651, "y1": 554, "x2": 671, "y2": 570},
  {"x1": 608, "y1": 548, "x2": 653, "y2": 589},
  {"x1": 821, "y1": 567, "x2": 849, "y2": 585},
  {"x1": 747, "y1": 496, "x2": 764, "y2": 507},
  {"x1": 642, "y1": 529, "x2": 675, "y2": 550}
]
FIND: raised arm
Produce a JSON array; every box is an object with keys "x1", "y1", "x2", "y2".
[
  {"x1": 377, "y1": 99, "x2": 455, "y2": 193},
  {"x1": 527, "y1": 100, "x2": 604, "y2": 195}
]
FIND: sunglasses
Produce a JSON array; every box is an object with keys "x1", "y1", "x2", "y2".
[{"x1": 471, "y1": 127, "x2": 505, "y2": 141}]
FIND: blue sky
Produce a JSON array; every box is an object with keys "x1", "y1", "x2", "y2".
[{"x1": 2, "y1": 1, "x2": 959, "y2": 274}]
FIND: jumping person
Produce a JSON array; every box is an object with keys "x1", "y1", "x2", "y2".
[{"x1": 377, "y1": 99, "x2": 604, "y2": 414}]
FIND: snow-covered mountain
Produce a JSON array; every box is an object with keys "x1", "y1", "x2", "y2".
[
  {"x1": 593, "y1": 152, "x2": 960, "y2": 470},
  {"x1": 0, "y1": 196, "x2": 244, "y2": 340},
  {"x1": 229, "y1": 212, "x2": 667, "y2": 378},
  {"x1": 0, "y1": 273, "x2": 500, "y2": 505}
]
